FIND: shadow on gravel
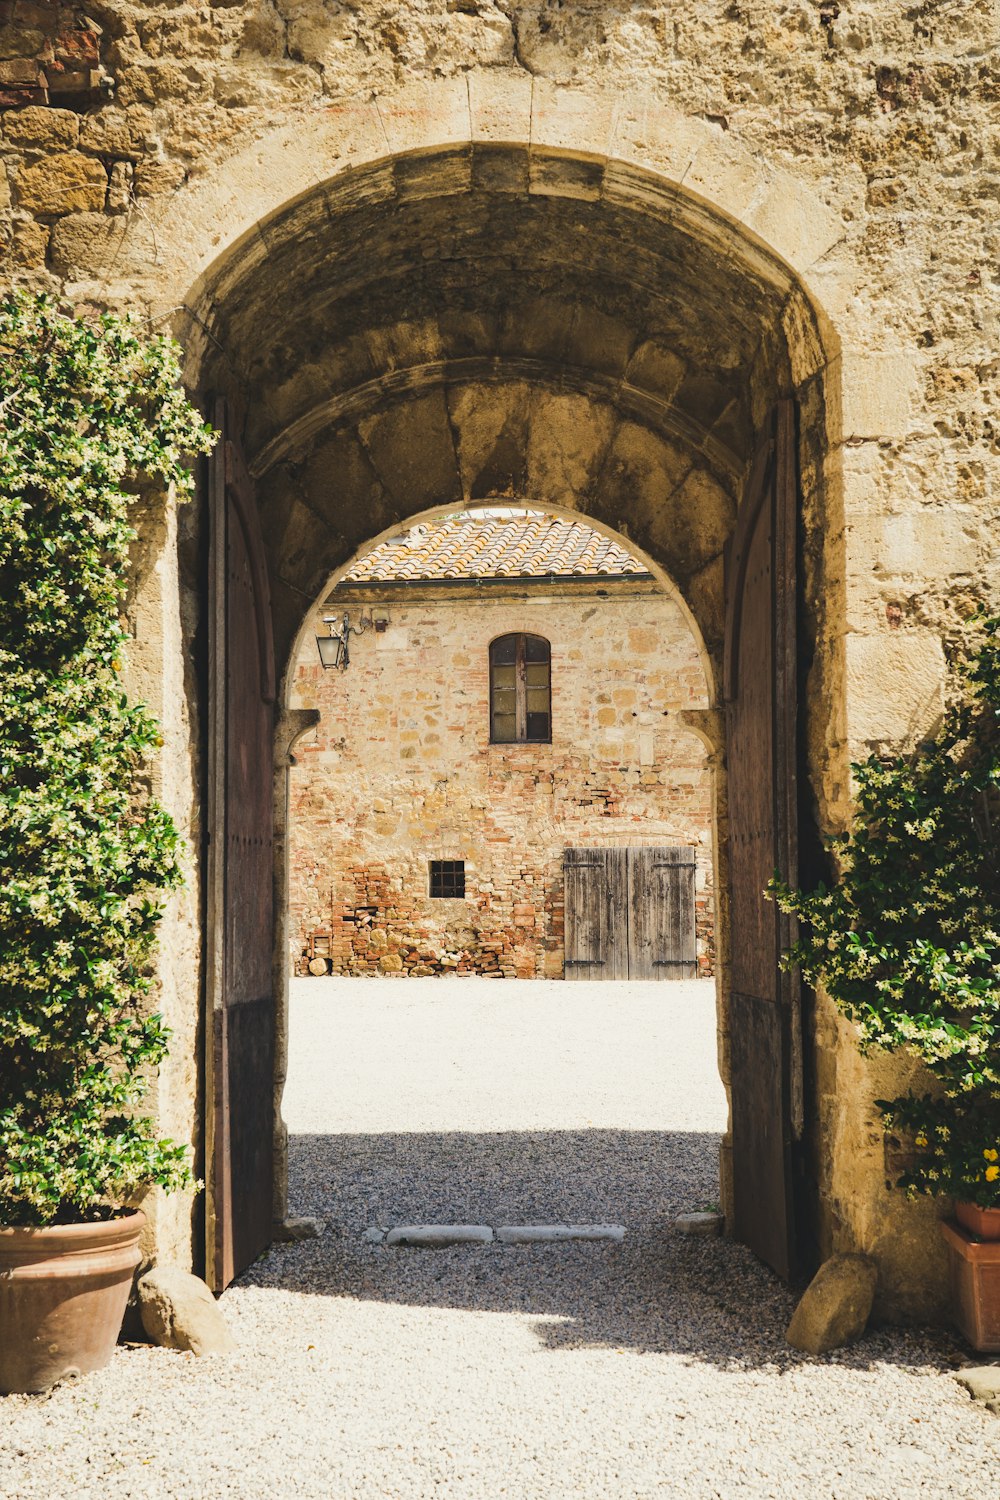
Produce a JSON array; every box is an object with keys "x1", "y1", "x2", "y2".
[{"x1": 237, "y1": 1129, "x2": 960, "y2": 1375}]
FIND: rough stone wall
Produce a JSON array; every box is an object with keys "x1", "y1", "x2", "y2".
[
  {"x1": 1, "y1": 0, "x2": 997, "y2": 1316},
  {"x1": 289, "y1": 586, "x2": 714, "y2": 980}
]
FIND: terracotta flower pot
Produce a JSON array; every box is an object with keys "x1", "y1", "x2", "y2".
[
  {"x1": 941, "y1": 1218, "x2": 1000, "y2": 1352},
  {"x1": 955, "y1": 1201, "x2": 1000, "y2": 1241},
  {"x1": 0, "y1": 1210, "x2": 144, "y2": 1395}
]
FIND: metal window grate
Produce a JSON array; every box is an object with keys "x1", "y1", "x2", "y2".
[{"x1": 429, "y1": 860, "x2": 465, "y2": 898}]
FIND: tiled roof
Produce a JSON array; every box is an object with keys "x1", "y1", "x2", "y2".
[{"x1": 341, "y1": 511, "x2": 651, "y2": 584}]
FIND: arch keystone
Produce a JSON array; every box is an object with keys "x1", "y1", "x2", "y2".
[
  {"x1": 530, "y1": 78, "x2": 615, "y2": 159},
  {"x1": 468, "y1": 69, "x2": 533, "y2": 144}
]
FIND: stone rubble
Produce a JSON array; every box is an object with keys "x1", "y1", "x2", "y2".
[
  {"x1": 136, "y1": 1268, "x2": 236, "y2": 1359},
  {"x1": 675, "y1": 1211, "x2": 724, "y2": 1237},
  {"x1": 785, "y1": 1254, "x2": 879, "y2": 1357}
]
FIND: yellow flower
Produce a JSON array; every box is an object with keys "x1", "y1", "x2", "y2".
[
  {"x1": 985, "y1": 1165, "x2": 1000, "y2": 1183},
  {"x1": 984, "y1": 1148, "x2": 999, "y2": 1162},
  {"x1": 914, "y1": 1134, "x2": 928, "y2": 1148}
]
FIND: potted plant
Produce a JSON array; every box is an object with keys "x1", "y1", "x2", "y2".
[
  {"x1": 771, "y1": 616, "x2": 1000, "y2": 1351},
  {"x1": 0, "y1": 294, "x2": 213, "y2": 1394}
]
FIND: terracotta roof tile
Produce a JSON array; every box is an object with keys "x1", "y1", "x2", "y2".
[{"x1": 343, "y1": 511, "x2": 650, "y2": 584}]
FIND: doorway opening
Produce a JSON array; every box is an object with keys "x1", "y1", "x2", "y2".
[
  {"x1": 186, "y1": 113, "x2": 839, "y2": 1293},
  {"x1": 286, "y1": 505, "x2": 716, "y2": 988}
]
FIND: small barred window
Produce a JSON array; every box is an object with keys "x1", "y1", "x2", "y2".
[{"x1": 430, "y1": 860, "x2": 465, "y2": 898}]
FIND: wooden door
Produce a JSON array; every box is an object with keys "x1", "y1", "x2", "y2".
[
  {"x1": 629, "y1": 846, "x2": 698, "y2": 980},
  {"x1": 206, "y1": 399, "x2": 277, "y2": 1292},
  {"x1": 564, "y1": 847, "x2": 697, "y2": 980},
  {"x1": 563, "y1": 848, "x2": 629, "y2": 980},
  {"x1": 723, "y1": 398, "x2": 801, "y2": 1281}
]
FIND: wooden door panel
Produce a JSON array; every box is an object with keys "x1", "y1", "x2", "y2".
[
  {"x1": 563, "y1": 848, "x2": 629, "y2": 980},
  {"x1": 729, "y1": 991, "x2": 793, "y2": 1277},
  {"x1": 629, "y1": 847, "x2": 697, "y2": 981},
  {"x1": 207, "y1": 400, "x2": 276, "y2": 1292},
  {"x1": 724, "y1": 399, "x2": 800, "y2": 1281}
]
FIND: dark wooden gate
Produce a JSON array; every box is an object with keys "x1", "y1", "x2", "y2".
[
  {"x1": 564, "y1": 847, "x2": 697, "y2": 980},
  {"x1": 723, "y1": 398, "x2": 802, "y2": 1281},
  {"x1": 206, "y1": 399, "x2": 277, "y2": 1292}
]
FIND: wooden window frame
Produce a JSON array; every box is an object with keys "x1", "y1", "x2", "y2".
[{"x1": 489, "y1": 633, "x2": 551, "y2": 744}]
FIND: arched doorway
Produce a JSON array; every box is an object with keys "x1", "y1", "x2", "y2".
[{"x1": 171, "y1": 85, "x2": 842, "y2": 1290}]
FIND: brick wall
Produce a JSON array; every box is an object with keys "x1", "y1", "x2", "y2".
[{"x1": 288, "y1": 585, "x2": 714, "y2": 980}]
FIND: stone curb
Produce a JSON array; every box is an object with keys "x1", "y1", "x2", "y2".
[{"x1": 365, "y1": 1223, "x2": 626, "y2": 1247}]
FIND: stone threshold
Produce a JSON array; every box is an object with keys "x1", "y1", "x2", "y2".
[{"x1": 364, "y1": 1223, "x2": 626, "y2": 1247}]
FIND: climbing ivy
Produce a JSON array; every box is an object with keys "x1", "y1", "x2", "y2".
[
  {"x1": 771, "y1": 619, "x2": 1000, "y2": 1207},
  {"x1": 0, "y1": 292, "x2": 214, "y2": 1224}
]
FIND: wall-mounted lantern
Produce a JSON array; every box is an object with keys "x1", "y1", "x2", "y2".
[{"x1": 315, "y1": 611, "x2": 372, "y2": 670}]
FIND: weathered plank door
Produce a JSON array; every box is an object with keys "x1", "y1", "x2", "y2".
[
  {"x1": 629, "y1": 846, "x2": 698, "y2": 980},
  {"x1": 206, "y1": 399, "x2": 277, "y2": 1292},
  {"x1": 564, "y1": 847, "x2": 697, "y2": 980},
  {"x1": 723, "y1": 398, "x2": 802, "y2": 1281},
  {"x1": 564, "y1": 848, "x2": 629, "y2": 980}
]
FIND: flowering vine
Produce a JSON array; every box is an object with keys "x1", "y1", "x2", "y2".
[
  {"x1": 771, "y1": 618, "x2": 1000, "y2": 1207},
  {"x1": 0, "y1": 293, "x2": 214, "y2": 1224}
]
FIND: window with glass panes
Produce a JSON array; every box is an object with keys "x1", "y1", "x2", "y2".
[{"x1": 489, "y1": 634, "x2": 551, "y2": 743}]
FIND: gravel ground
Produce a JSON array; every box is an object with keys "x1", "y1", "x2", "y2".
[{"x1": 2, "y1": 976, "x2": 997, "y2": 1500}]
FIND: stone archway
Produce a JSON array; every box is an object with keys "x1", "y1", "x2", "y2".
[{"x1": 140, "y1": 74, "x2": 853, "y2": 1291}]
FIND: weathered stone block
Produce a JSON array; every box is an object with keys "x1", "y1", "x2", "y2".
[
  {"x1": 836, "y1": 352, "x2": 917, "y2": 441},
  {"x1": 675, "y1": 1211, "x2": 723, "y2": 1236},
  {"x1": 845, "y1": 632, "x2": 946, "y2": 745},
  {"x1": 0, "y1": 24, "x2": 45, "y2": 58},
  {"x1": 79, "y1": 112, "x2": 137, "y2": 158},
  {"x1": 745, "y1": 172, "x2": 846, "y2": 273},
  {"x1": 377, "y1": 76, "x2": 470, "y2": 157},
  {"x1": 608, "y1": 101, "x2": 713, "y2": 186},
  {"x1": 530, "y1": 79, "x2": 613, "y2": 159},
  {"x1": 17, "y1": 151, "x2": 106, "y2": 216},
  {"x1": 272, "y1": 1216, "x2": 326, "y2": 1242},
  {"x1": 3, "y1": 105, "x2": 78, "y2": 148},
  {"x1": 785, "y1": 1254, "x2": 878, "y2": 1355},
  {"x1": 956, "y1": 1365, "x2": 1000, "y2": 1404},
  {"x1": 137, "y1": 1267, "x2": 236, "y2": 1357},
  {"x1": 468, "y1": 69, "x2": 532, "y2": 146},
  {"x1": 49, "y1": 210, "x2": 128, "y2": 272},
  {"x1": 683, "y1": 133, "x2": 767, "y2": 226}
]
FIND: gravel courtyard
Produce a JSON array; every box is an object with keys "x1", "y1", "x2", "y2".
[{"x1": 2, "y1": 976, "x2": 997, "y2": 1499}]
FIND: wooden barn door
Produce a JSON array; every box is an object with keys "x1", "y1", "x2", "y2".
[
  {"x1": 564, "y1": 847, "x2": 697, "y2": 980},
  {"x1": 564, "y1": 848, "x2": 630, "y2": 980},
  {"x1": 723, "y1": 398, "x2": 802, "y2": 1281},
  {"x1": 629, "y1": 847, "x2": 698, "y2": 980},
  {"x1": 206, "y1": 400, "x2": 277, "y2": 1291}
]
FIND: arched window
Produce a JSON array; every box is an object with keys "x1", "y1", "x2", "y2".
[{"x1": 490, "y1": 633, "x2": 551, "y2": 743}]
